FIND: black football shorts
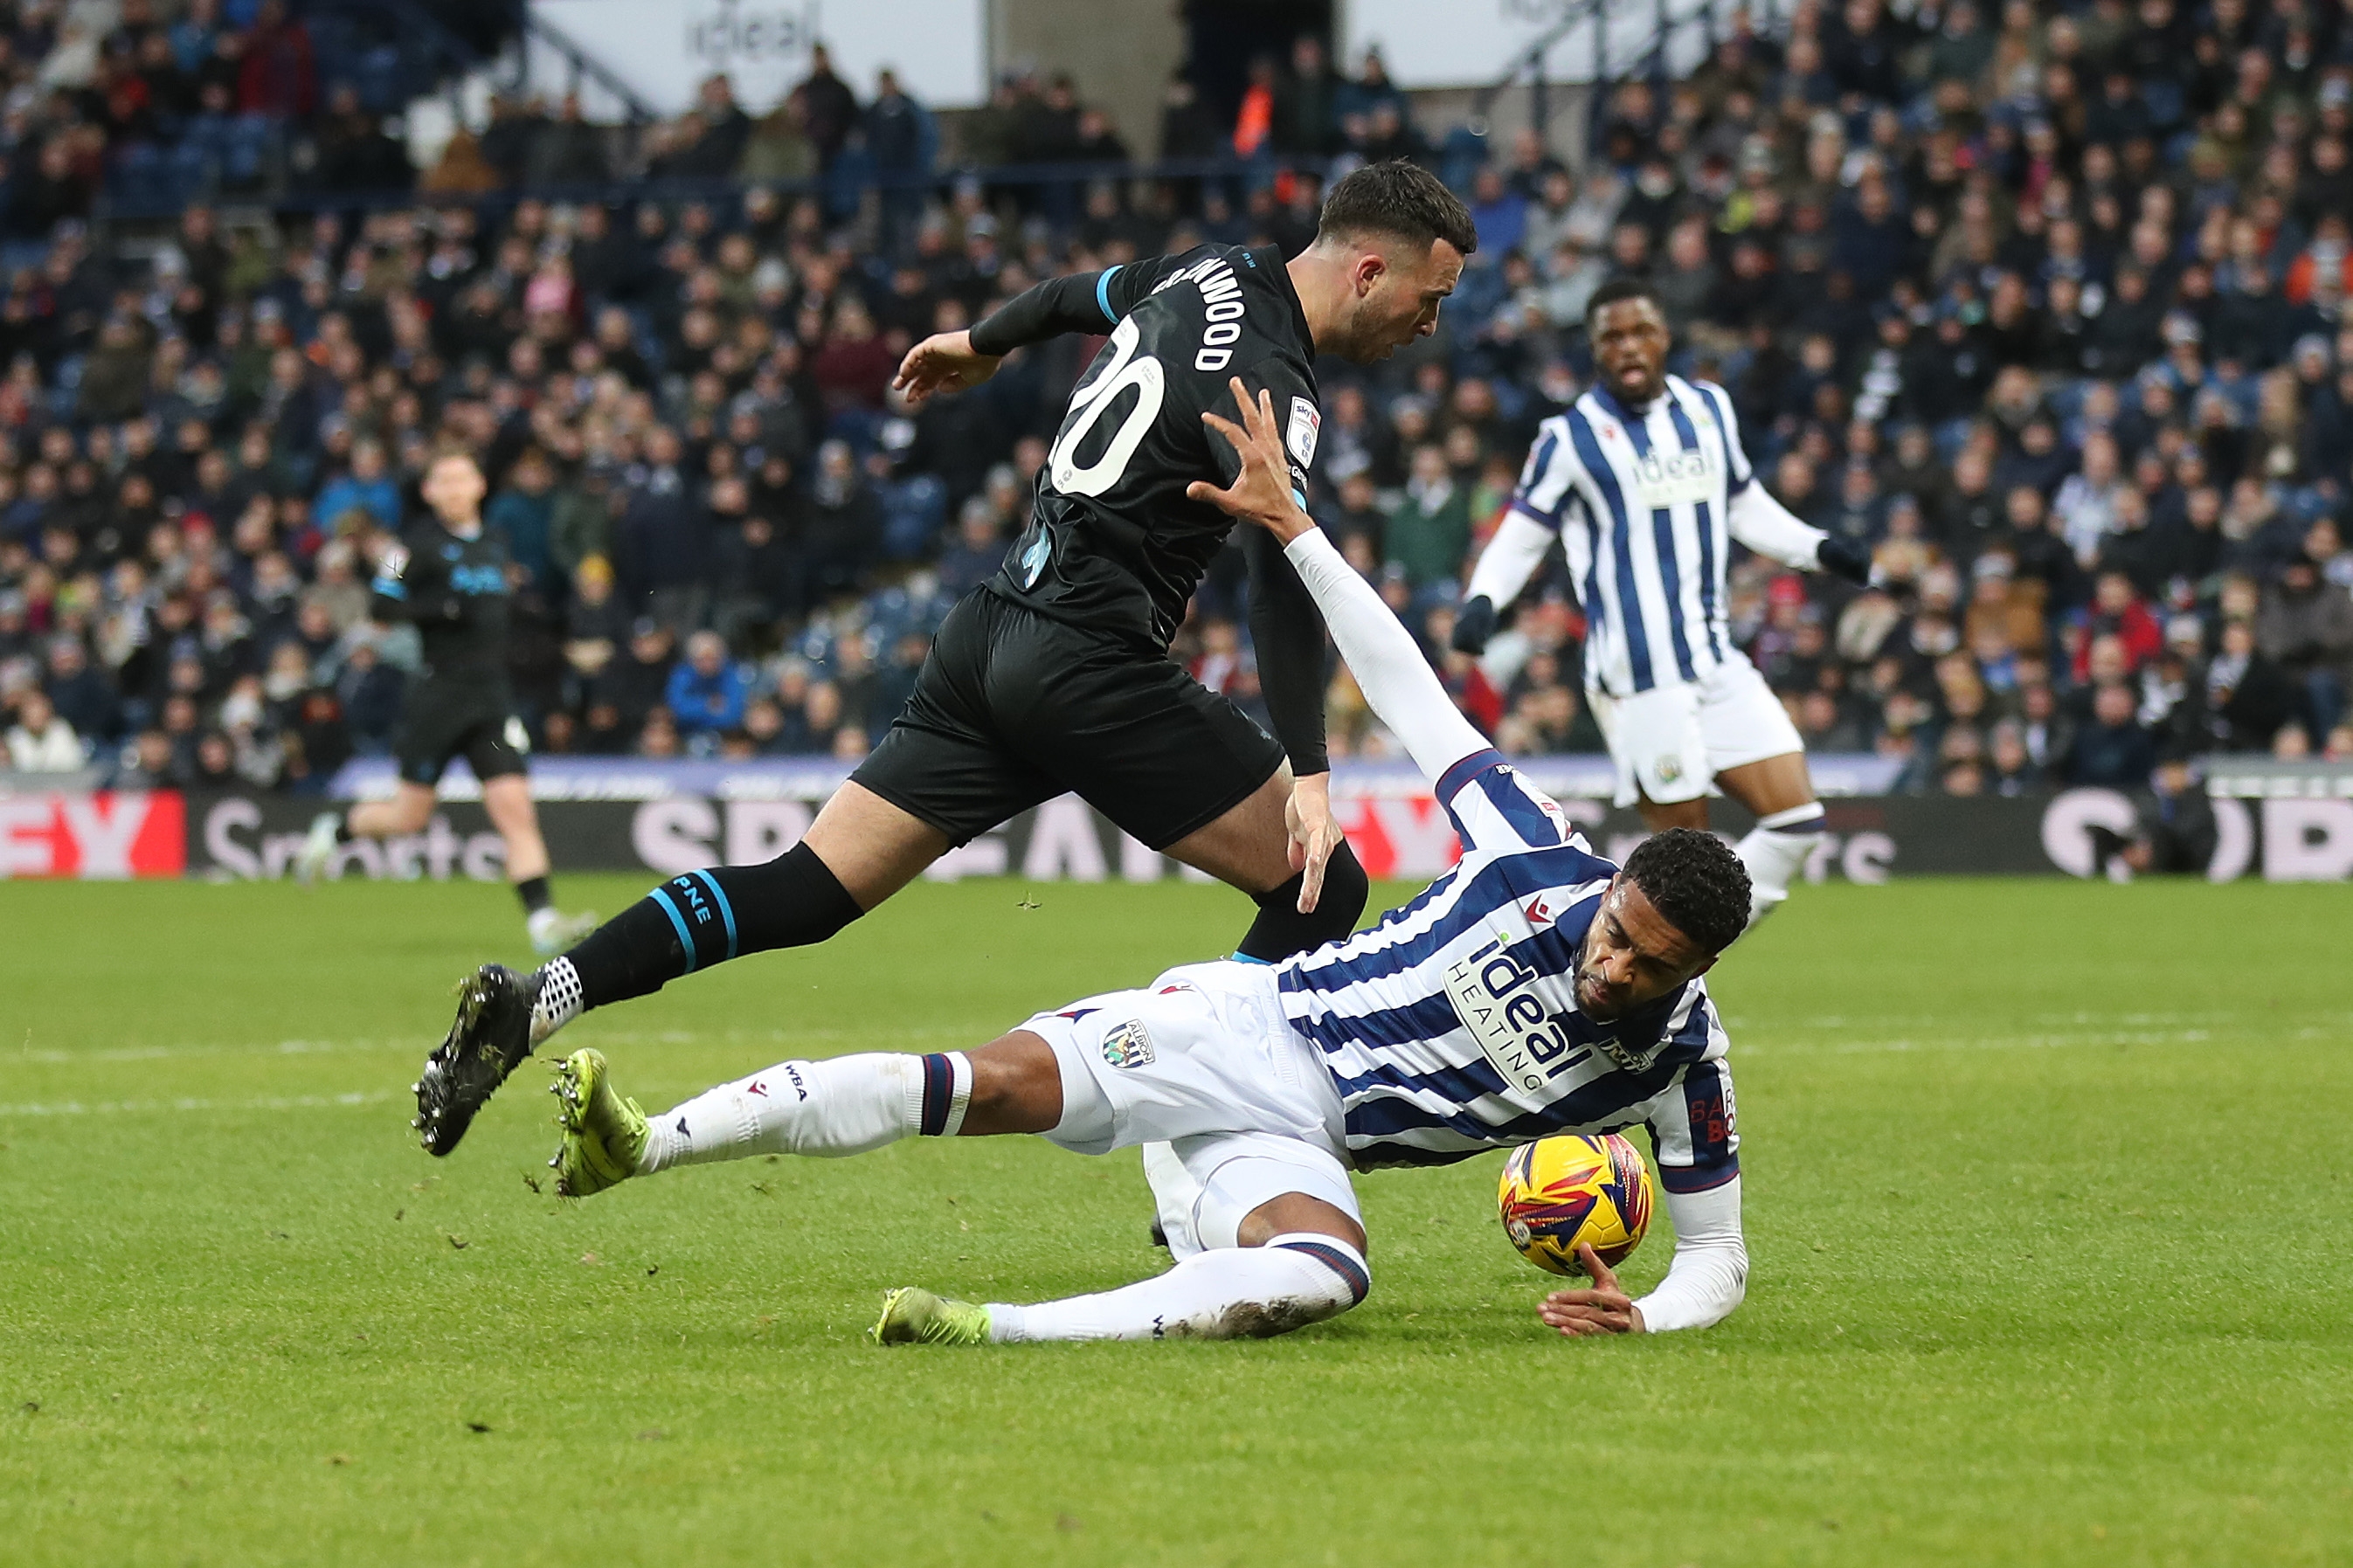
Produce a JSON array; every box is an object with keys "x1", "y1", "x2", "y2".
[
  {"x1": 393, "y1": 679, "x2": 529, "y2": 788},
  {"x1": 853, "y1": 588, "x2": 1284, "y2": 850}
]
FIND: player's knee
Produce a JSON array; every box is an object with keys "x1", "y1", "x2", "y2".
[
  {"x1": 959, "y1": 1032, "x2": 1065, "y2": 1136},
  {"x1": 1235, "y1": 842, "x2": 1367, "y2": 963},
  {"x1": 1260, "y1": 1231, "x2": 1373, "y2": 1330},
  {"x1": 1236, "y1": 1191, "x2": 1365, "y2": 1254}
]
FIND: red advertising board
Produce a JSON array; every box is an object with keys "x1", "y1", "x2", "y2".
[{"x1": 0, "y1": 791, "x2": 187, "y2": 879}]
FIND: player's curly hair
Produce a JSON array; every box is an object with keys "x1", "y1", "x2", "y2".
[
  {"x1": 1585, "y1": 275, "x2": 1664, "y2": 327},
  {"x1": 1622, "y1": 828, "x2": 1751, "y2": 956},
  {"x1": 1317, "y1": 161, "x2": 1479, "y2": 257}
]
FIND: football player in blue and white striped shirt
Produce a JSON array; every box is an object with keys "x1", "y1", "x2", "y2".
[
  {"x1": 537, "y1": 384, "x2": 1752, "y2": 1348},
  {"x1": 1452, "y1": 280, "x2": 1877, "y2": 924}
]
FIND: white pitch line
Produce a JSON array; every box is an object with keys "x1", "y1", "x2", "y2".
[
  {"x1": 16, "y1": 1025, "x2": 979, "y2": 1067},
  {"x1": 1742, "y1": 1028, "x2": 2217, "y2": 1057},
  {"x1": 0, "y1": 1089, "x2": 400, "y2": 1118},
  {"x1": 19, "y1": 1038, "x2": 408, "y2": 1065}
]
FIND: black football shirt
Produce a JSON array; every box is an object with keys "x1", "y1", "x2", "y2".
[
  {"x1": 370, "y1": 519, "x2": 513, "y2": 684},
  {"x1": 986, "y1": 245, "x2": 1323, "y2": 653}
]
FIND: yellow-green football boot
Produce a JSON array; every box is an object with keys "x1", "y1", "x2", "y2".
[
  {"x1": 548, "y1": 1048, "x2": 647, "y2": 1198},
  {"x1": 870, "y1": 1288, "x2": 992, "y2": 1346}
]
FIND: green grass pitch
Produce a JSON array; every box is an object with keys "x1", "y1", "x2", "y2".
[{"x1": 2, "y1": 874, "x2": 2349, "y2": 1566}]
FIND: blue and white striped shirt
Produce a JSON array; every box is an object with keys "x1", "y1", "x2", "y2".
[
  {"x1": 1512, "y1": 375, "x2": 1756, "y2": 699},
  {"x1": 1277, "y1": 747, "x2": 1739, "y2": 1186}
]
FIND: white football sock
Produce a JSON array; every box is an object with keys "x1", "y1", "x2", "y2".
[
  {"x1": 638, "y1": 1052, "x2": 970, "y2": 1172},
  {"x1": 986, "y1": 1233, "x2": 1370, "y2": 1343},
  {"x1": 1735, "y1": 804, "x2": 1824, "y2": 926},
  {"x1": 529, "y1": 957, "x2": 583, "y2": 1047}
]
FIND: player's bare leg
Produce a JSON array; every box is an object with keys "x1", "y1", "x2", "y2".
[
  {"x1": 1715, "y1": 751, "x2": 1824, "y2": 925},
  {"x1": 478, "y1": 773, "x2": 597, "y2": 956},
  {"x1": 1633, "y1": 791, "x2": 1711, "y2": 832},
  {"x1": 346, "y1": 780, "x2": 438, "y2": 839},
  {"x1": 798, "y1": 781, "x2": 954, "y2": 908},
  {"x1": 297, "y1": 780, "x2": 433, "y2": 886},
  {"x1": 1164, "y1": 765, "x2": 1369, "y2": 961},
  {"x1": 481, "y1": 773, "x2": 550, "y2": 883}
]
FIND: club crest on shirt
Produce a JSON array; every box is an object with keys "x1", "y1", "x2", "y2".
[
  {"x1": 1020, "y1": 530, "x2": 1051, "y2": 588},
  {"x1": 1593, "y1": 1034, "x2": 1670, "y2": 1073},
  {"x1": 1102, "y1": 1019, "x2": 1155, "y2": 1070},
  {"x1": 1287, "y1": 397, "x2": 1321, "y2": 468},
  {"x1": 1654, "y1": 754, "x2": 1684, "y2": 783}
]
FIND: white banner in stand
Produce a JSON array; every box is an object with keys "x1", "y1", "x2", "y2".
[
  {"x1": 1340, "y1": 0, "x2": 1717, "y2": 89},
  {"x1": 529, "y1": 0, "x2": 986, "y2": 114}
]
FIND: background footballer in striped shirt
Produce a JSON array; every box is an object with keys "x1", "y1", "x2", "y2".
[{"x1": 1452, "y1": 280, "x2": 1878, "y2": 926}]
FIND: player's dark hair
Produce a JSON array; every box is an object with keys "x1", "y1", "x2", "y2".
[
  {"x1": 1585, "y1": 276, "x2": 1664, "y2": 327},
  {"x1": 1621, "y1": 828, "x2": 1751, "y2": 956},
  {"x1": 1317, "y1": 161, "x2": 1478, "y2": 257}
]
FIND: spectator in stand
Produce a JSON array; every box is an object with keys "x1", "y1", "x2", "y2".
[
  {"x1": 935, "y1": 496, "x2": 1007, "y2": 602},
  {"x1": 2256, "y1": 553, "x2": 2353, "y2": 744},
  {"x1": 6, "y1": 691, "x2": 84, "y2": 770},
  {"x1": 2066, "y1": 680, "x2": 2157, "y2": 786},
  {"x1": 315, "y1": 439, "x2": 400, "y2": 535},
  {"x1": 867, "y1": 69, "x2": 934, "y2": 253},
  {"x1": 1383, "y1": 444, "x2": 1471, "y2": 596},
  {"x1": 665, "y1": 630, "x2": 753, "y2": 748},
  {"x1": 0, "y1": 0, "x2": 2343, "y2": 802},
  {"x1": 1273, "y1": 35, "x2": 1342, "y2": 160},
  {"x1": 239, "y1": 0, "x2": 314, "y2": 120},
  {"x1": 793, "y1": 45, "x2": 862, "y2": 171}
]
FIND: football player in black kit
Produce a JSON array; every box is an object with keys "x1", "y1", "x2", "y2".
[
  {"x1": 294, "y1": 449, "x2": 596, "y2": 957},
  {"x1": 410, "y1": 161, "x2": 1475, "y2": 1157}
]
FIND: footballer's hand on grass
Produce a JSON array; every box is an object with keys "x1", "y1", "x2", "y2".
[
  {"x1": 1285, "y1": 771, "x2": 1341, "y2": 914},
  {"x1": 892, "y1": 331, "x2": 1002, "y2": 406},
  {"x1": 1538, "y1": 1243, "x2": 1646, "y2": 1337},
  {"x1": 1189, "y1": 379, "x2": 1313, "y2": 542}
]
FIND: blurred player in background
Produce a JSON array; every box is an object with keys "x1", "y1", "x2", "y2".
[
  {"x1": 541, "y1": 384, "x2": 1750, "y2": 1348},
  {"x1": 409, "y1": 162, "x2": 1478, "y2": 1158},
  {"x1": 294, "y1": 449, "x2": 596, "y2": 957},
  {"x1": 1450, "y1": 280, "x2": 1877, "y2": 926}
]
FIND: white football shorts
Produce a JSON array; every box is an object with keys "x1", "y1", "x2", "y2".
[
  {"x1": 1014, "y1": 960, "x2": 1360, "y2": 1257},
  {"x1": 1587, "y1": 649, "x2": 1804, "y2": 808}
]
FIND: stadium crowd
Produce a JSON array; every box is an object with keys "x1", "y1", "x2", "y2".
[{"x1": 5, "y1": 0, "x2": 2353, "y2": 801}]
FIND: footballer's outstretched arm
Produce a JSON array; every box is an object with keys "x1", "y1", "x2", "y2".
[
  {"x1": 1726, "y1": 483, "x2": 1830, "y2": 570},
  {"x1": 1189, "y1": 379, "x2": 1492, "y2": 788},
  {"x1": 1729, "y1": 487, "x2": 1873, "y2": 586},
  {"x1": 896, "y1": 257, "x2": 1187, "y2": 405},
  {"x1": 1461, "y1": 508, "x2": 1555, "y2": 617},
  {"x1": 1715, "y1": 404, "x2": 1874, "y2": 584}
]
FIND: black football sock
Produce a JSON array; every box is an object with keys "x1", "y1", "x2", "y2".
[
  {"x1": 334, "y1": 815, "x2": 356, "y2": 845},
  {"x1": 560, "y1": 842, "x2": 864, "y2": 1011},
  {"x1": 514, "y1": 874, "x2": 552, "y2": 916},
  {"x1": 1234, "y1": 840, "x2": 1368, "y2": 963}
]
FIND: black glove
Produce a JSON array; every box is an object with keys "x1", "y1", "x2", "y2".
[
  {"x1": 1451, "y1": 594, "x2": 1499, "y2": 654},
  {"x1": 1816, "y1": 535, "x2": 1873, "y2": 586}
]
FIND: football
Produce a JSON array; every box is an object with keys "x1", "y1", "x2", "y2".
[{"x1": 1498, "y1": 1133, "x2": 1657, "y2": 1276}]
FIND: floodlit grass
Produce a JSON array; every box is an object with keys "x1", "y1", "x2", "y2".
[{"x1": 1, "y1": 874, "x2": 2348, "y2": 1566}]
